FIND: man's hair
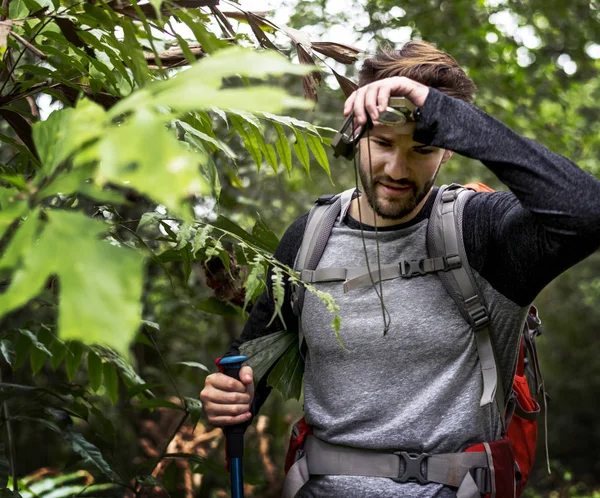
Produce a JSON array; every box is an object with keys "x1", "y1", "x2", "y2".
[{"x1": 358, "y1": 40, "x2": 476, "y2": 103}]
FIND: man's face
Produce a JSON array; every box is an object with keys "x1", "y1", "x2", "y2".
[{"x1": 358, "y1": 122, "x2": 452, "y2": 221}]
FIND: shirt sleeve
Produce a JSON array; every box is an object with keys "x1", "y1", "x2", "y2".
[
  {"x1": 413, "y1": 88, "x2": 600, "y2": 306},
  {"x1": 223, "y1": 212, "x2": 308, "y2": 415}
]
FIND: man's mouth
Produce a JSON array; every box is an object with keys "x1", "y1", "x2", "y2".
[{"x1": 378, "y1": 182, "x2": 412, "y2": 196}]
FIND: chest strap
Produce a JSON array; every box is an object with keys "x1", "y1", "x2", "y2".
[
  {"x1": 300, "y1": 255, "x2": 462, "y2": 293},
  {"x1": 304, "y1": 436, "x2": 490, "y2": 498}
]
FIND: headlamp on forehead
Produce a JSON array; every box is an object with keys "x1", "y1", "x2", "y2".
[{"x1": 331, "y1": 97, "x2": 419, "y2": 160}]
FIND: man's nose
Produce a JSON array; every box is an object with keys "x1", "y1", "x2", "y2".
[{"x1": 383, "y1": 150, "x2": 410, "y2": 180}]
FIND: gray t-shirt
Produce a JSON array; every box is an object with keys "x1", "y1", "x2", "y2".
[{"x1": 297, "y1": 213, "x2": 524, "y2": 498}]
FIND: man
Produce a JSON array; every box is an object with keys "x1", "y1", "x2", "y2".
[{"x1": 200, "y1": 41, "x2": 600, "y2": 497}]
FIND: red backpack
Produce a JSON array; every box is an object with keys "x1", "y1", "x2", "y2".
[{"x1": 284, "y1": 183, "x2": 548, "y2": 497}]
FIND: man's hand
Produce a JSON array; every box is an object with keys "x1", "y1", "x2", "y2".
[
  {"x1": 200, "y1": 365, "x2": 255, "y2": 426},
  {"x1": 343, "y1": 76, "x2": 430, "y2": 126}
]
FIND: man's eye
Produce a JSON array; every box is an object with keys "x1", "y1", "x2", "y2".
[
  {"x1": 372, "y1": 139, "x2": 392, "y2": 147},
  {"x1": 414, "y1": 148, "x2": 435, "y2": 155}
]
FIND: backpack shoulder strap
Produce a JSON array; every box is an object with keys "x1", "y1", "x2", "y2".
[
  {"x1": 427, "y1": 184, "x2": 506, "y2": 423},
  {"x1": 291, "y1": 188, "x2": 356, "y2": 359}
]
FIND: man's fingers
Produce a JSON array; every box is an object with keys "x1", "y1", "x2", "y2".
[
  {"x1": 377, "y1": 85, "x2": 392, "y2": 115},
  {"x1": 204, "y1": 401, "x2": 251, "y2": 417},
  {"x1": 343, "y1": 91, "x2": 357, "y2": 116},
  {"x1": 239, "y1": 365, "x2": 253, "y2": 385},
  {"x1": 208, "y1": 412, "x2": 253, "y2": 427},
  {"x1": 206, "y1": 373, "x2": 247, "y2": 393},
  {"x1": 364, "y1": 85, "x2": 380, "y2": 121},
  {"x1": 352, "y1": 87, "x2": 369, "y2": 125},
  {"x1": 201, "y1": 388, "x2": 251, "y2": 405}
]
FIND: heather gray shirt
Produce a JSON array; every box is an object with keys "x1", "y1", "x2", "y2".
[{"x1": 297, "y1": 209, "x2": 524, "y2": 497}]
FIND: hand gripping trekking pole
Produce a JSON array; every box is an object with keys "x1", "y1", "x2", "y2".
[{"x1": 217, "y1": 356, "x2": 249, "y2": 498}]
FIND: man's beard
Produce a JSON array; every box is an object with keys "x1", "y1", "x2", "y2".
[{"x1": 359, "y1": 165, "x2": 438, "y2": 220}]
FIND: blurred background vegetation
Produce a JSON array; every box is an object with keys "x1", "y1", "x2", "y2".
[{"x1": 0, "y1": 0, "x2": 599, "y2": 496}]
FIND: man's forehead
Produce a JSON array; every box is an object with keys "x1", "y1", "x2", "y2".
[{"x1": 371, "y1": 122, "x2": 417, "y2": 137}]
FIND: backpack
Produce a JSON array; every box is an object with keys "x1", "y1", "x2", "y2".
[{"x1": 285, "y1": 183, "x2": 547, "y2": 497}]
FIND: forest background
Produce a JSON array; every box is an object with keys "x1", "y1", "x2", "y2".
[{"x1": 0, "y1": 0, "x2": 599, "y2": 496}]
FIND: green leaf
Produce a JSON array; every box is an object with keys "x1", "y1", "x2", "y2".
[
  {"x1": 273, "y1": 123, "x2": 293, "y2": 173},
  {"x1": 252, "y1": 216, "x2": 279, "y2": 253},
  {"x1": 127, "y1": 383, "x2": 160, "y2": 399},
  {"x1": 137, "y1": 211, "x2": 165, "y2": 231},
  {"x1": 136, "y1": 398, "x2": 184, "y2": 411},
  {"x1": 194, "y1": 297, "x2": 238, "y2": 317},
  {"x1": 175, "y1": 361, "x2": 209, "y2": 373},
  {"x1": 0, "y1": 210, "x2": 144, "y2": 357},
  {"x1": 49, "y1": 333, "x2": 68, "y2": 370},
  {"x1": 0, "y1": 340, "x2": 15, "y2": 368},
  {"x1": 177, "y1": 120, "x2": 236, "y2": 160},
  {"x1": 239, "y1": 331, "x2": 295, "y2": 383},
  {"x1": 13, "y1": 332, "x2": 32, "y2": 370},
  {"x1": 183, "y1": 397, "x2": 202, "y2": 425},
  {"x1": 38, "y1": 162, "x2": 129, "y2": 206},
  {"x1": 243, "y1": 259, "x2": 264, "y2": 312},
  {"x1": 0, "y1": 208, "x2": 40, "y2": 271},
  {"x1": 92, "y1": 346, "x2": 145, "y2": 387},
  {"x1": 65, "y1": 428, "x2": 118, "y2": 480},
  {"x1": 65, "y1": 341, "x2": 84, "y2": 381},
  {"x1": 32, "y1": 99, "x2": 105, "y2": 179},
  {"x1": 305, "y1": 133, "x2": 332, "y2": 180},
  {"x1": 267, "y1": 340, "x2": 304, "y2": 401},
  {"x1": 292, "y1": 129, "x2": 311, "y2": 175},
  {"x1": 268, "y1": 267, "x2": 286, "y2": 328},
  {"x1": 18, "y1": 329, "x2": 52, "y2": 356},
  {"x1": 103, "y1": 362, "x2": 119, "y2": 404},
  {"x1": 229, "y1": 114, "x2": 262, "y2": 169},
  {"x1": 87, "y1": 350, "x2": 103, "y2": 392},
  {"x1": 0, "y1": 195, "x2": 26, "y2": 241},
  {"x1": 98, "y1": 108, "x2": 208, "y2": 216},
  {"x1": 121, "y1": 18, "x2": 150, "y2": 87},
  {"x1": 174, "y1": 9, "x2": 226, "y2": 55},
  {"x1": 210, "y1": 216, "x2": 274, "y2": 253},
  {"x1": 29, "y1": 342, "x2": 47, "y2": 375},
  {"x1": 177, "y1": 46, "x2": 312, "y2": 89}
]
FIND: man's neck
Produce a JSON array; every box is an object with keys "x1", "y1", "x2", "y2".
[{"x1": 347, "y1": 188, "x2": 435, "y2": 227}]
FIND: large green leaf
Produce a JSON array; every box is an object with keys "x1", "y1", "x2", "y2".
[
  {"x1": 178, "y1": 46, "x2": 311, "y2": 88},
  {"x1": 87, "y1": 350, "x2": 103, "y2": 392},
  {"x1": 251, "y1": 216, "x2": 279, "y2": 253},
  {"x1": 64, "y1": 428, "x2": 119, "y2": 480},
  {"x1": 32, "y1": 99, "x2": 105, "y2": 179},
  {"x1": 239, "y1": 330, "x2": 295, "y2": 383},
  {"x1": 0, "y1": 190, "x2": 26, "y2": 241},
  {"x1": 0, "y1": 208, "x2": 40, "y2": 272},
  {"x1": 102, "y1": 362, "x2": 119, "y2": 404},
  {"x1": 267, "y1": 340, "x2": 304, "y2": 401},
  {"x1": 98, "y1": 108, "x2": 208, "y2": 215},
  {"x1": 108, "y1": 48, "x2": 312, "y2": 117},
  {"x1": 0, "y1": 210, "x2": 144, "y2": 356},
  {"x1": 91, "y1": 345, "x2": 145, "y2": 387}
]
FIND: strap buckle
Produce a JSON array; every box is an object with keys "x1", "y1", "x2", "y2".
[
  {"x1": 393, "y1": 451, "x2": 430, "y2": 484},
  {"x1": 315, "y1": 194, "x2": 337, "y2": 205},
  {"x1": 399, "y1": 260, "x2": 424, "y2": 278},
  {"x1": 469, "y1": 305, "x2": 490, "y2": 329}
]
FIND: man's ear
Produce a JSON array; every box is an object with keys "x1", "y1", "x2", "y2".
[{"x1": 441, "y1": 149, "x2": 453, "y2": 163}]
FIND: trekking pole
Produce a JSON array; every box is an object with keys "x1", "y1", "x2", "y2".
[{"x1": 217, "y1": 355, "x2": 249, "y2": 498}]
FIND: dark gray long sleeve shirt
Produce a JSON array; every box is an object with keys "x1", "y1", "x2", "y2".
[{"x1": 225, "y1": 88, "x2": 600, "y2": 496}]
